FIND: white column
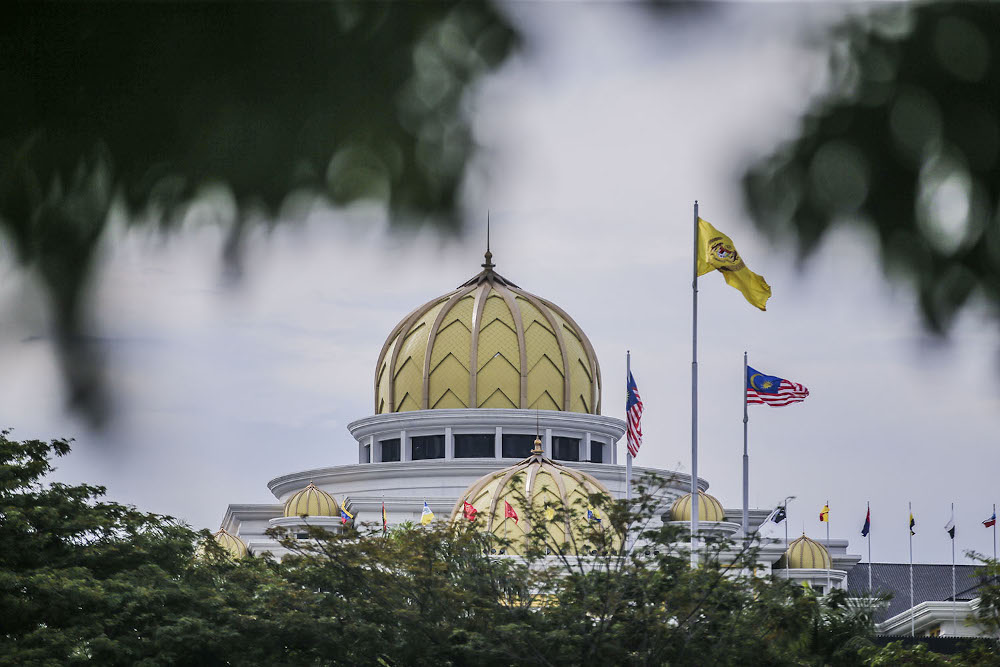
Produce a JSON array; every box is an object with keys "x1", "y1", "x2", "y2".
[
  {"x1": 401, "y1": 430, "x2": 410, "y2": 462},
  {"x1": 495, "y1": 426, "x2": 502, "y2": 458},
  {"x1": 544, "y1": 428, "x2": 552, "y2": 457},
  {"x1": 374, "y1": 438, "x2": 382, "y2": 463},
  {"x1": 612, "y1": 436, "x2": 618, "y2": 464},
  {"x1": 582, "y1": 432, "x2": 591, "y2": 462},
  {"x1": 445, "y1": 427, "x2": 454, "y2": 459}
]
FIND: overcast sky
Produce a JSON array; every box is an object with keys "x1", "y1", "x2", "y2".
[{"x1": 2, "y1": 3, "x2": 998, "y2": 566}]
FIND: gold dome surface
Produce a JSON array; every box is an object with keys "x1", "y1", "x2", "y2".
[
  {"x1": 449, "y1": 444, "x2": 617, "y2": 556},
  {"x1": 375, "y1": 254, "x2": 602, "y2": 414},
  {"x1": 211, "y1": 527, "x2": 248, "y2": 558},
  {"x1": 670, "y1": 491, "x2": 726, "y2": 522},
  {"x1": 775, "y1": 534, "x2": 832, "y2": 569},
  {"x1": 284, "y1": 482, "x2": 339, "y2": 518}
]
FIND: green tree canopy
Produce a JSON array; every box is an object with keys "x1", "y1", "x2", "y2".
[
  {"x1": 743, "y1": 3, "x2": 1000, "y2": 337},
  {"x1": 0, "y1": 2, "x2": 517, "y2": 424}
]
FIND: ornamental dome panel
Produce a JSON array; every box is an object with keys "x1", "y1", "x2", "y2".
[
  {"x1": 669, "y1": 491, "x2": 726, "y2": 522},
  {"x1": 449, "y1": 439, "x2": 618, "y2": 555},
  {"x1": 211, "y1": 527, "x2": 248, "y2": 558},
  {"x1": 284, "y1": 482, "x2": 339, "y2": 518},
  {"x1": 374, "y1": 253, "x2": 602, "y2": 415},
  {"x1": 775, "y1": 534, "x2": 832, "y2": 569}
]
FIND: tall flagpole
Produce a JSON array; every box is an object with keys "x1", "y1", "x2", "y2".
[
  {"x1": 826, "y1": 499, "x2": 831, "y2": 593},
  {"x1": 994, "y1": 503, "x2": 997, "y2": 562},
  {"x1": 952, "y1": 502, "x2": 957, "y2": 635},
  {"x1": 626, "y1": 351, "x2": 632, "y2": 505},
  {"x1": 909, "y1": 501, "x2": 915, "y2": 637},
  {"x1": 867, "y1": 501, "x2": 872, "y2": 596},
  {"x1": 742, "y1": 351, "x2": 749, "y2": 536},
  {"x1": 784, "y1": 504, "x2": 789, "y2": 580},
  {"x1": 690, "y1": 200, "x2": 700, "y2": 566}
]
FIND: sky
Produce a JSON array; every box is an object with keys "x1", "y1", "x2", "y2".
[{"x1": 2, "y1": 3, "x2": 999, "y2": 566}]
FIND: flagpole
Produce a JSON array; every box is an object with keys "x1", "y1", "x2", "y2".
[
  {"x1": 742, "y1": 351, "x2": 749, "y2": 537},
  {"x1": 626, "y1": 351, "x2": 632, "y2": 505},
  {"x1": 994, "y1": 503, "x2": 997, "y2": 562},
  {"x1": 784, "y1": 503, "x2": 789, "y2": 580},
  {"x1": 690, "y1": 200, "x2": 700, "y2": 566},
  {"x1": 867, "y1": 501, "x2": 872, "y2": 596},
  {"x1": 952, "y1": 502, "x2": 956, "y2": 635},
  {"x1": 909, "y1": 501, "x2": 914, "y2": 637},
  {"x1": 826, "y1": 499, "x2": 831, "y2": 593}
]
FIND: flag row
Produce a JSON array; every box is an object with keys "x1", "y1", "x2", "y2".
[{"x1": 764, "y1": 501, "x2": 998, "y2": 539}]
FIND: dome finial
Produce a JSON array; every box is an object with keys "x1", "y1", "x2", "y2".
[
  {"x1": 532, "y1": 408, "x2": 542, "y2": 454},
  {"x1": 482, "y1": 212, "x2": 494, "y2": 270}
]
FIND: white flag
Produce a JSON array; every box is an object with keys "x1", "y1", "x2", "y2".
[{"x1": 944, "y1": 509, "x2": 955, "y2": 539}]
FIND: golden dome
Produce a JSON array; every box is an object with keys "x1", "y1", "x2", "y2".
[
  {"x1": 775, "y1": 534, "x2": 832, "y2": 569},
  {"x1": 449, "y1": 440, "x2": 618, "y2": 556},
  {"x1": 284, "y1": 482, "x2": 339, "y2": 518},
  {"x1": 669, "y1": 491, "x2": 726, "y2": 522},
  {"x1": 375, "y1": 253, "x2": 602, "y2": 415},
  {"x1": 211, "y1": 527, "x2": 248, "y2": 558}
]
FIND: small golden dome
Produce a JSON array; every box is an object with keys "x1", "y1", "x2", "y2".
[
  {"x1": 775, "y1": 534, "x2": 832, "y2": 569},
  {"x1": 449, "y1": 447, "x2": 617, "y2": 555},
  {"x1": 284, "y1": 482, "x2": 339, "y2": 518},
  {"x1": 375, "y1": 257, "x2": 602, "y2": 415},
  {"x1": 211, "y1": 527, "x2": 248, "y2": 558},
  {"x1": 670, "y1": 491, "x2": 726, "y2": 522}
]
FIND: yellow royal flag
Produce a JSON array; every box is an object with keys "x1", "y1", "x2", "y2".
[{"x1": 697, "y1": 218, "x2": 771, "y2": 311}]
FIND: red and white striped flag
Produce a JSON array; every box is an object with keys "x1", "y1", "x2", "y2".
[
  {"x1": 746, "y1": 366, "x2": 809, "y2": 407},
  {"x1": 626, "y1": 370, "x2": 643, "y2": 457}
]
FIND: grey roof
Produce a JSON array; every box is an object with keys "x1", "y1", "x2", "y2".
[{"x1": 847, "y1": 563, "x2": 991, "y2": 622}]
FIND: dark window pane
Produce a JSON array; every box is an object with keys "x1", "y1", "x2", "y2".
[
  {"x1": 552, "y1": 436, "x2": 580, "y2": 461},
  {"x1": 502, "y1": 434, "x2": 536, "y2": 458},
  {"x1": 380, "y1": 438, "x2": 400, "y2": 462},
  {"x1": 363, "y1": 444, "x2": 371, "y2": 463},
  {"x1": 455, "y1": 433, "x2": 495, "y2": 458},
  {"x1": 412, "y1": 435, "x2": 445, "y2": 460},
  {"x1": 590, "y1": 442, "x2": 603, "y2": 463}
]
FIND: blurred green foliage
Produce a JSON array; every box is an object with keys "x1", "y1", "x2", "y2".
[
  {"x1": 743, "y1": 3, "x2": 1000, "y2": 336},
  {"x1": 0, "y1": 1, "x2": 516, "y2": 424}
]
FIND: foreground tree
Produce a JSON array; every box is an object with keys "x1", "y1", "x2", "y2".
[
  {"x1": 0, "y1": 2, "x2": 517, "y2": 423},
  {"x1": 743, "y1": 3, "x2": 1000, "y2": 338},
  {"x1": 8, "y1": 430, "x2": 998, "y2": 665}
]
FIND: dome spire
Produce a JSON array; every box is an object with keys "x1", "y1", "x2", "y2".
[{"x1": 482, "y1": 212, "x2": 494, "y2": 271}]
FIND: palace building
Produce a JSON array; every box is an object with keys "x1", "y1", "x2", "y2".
[{"x1": 216, "y1": 250, "x2": 990, "y2": 639}]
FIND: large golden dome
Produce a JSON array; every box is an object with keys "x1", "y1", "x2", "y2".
[
  {"x1": 449, "y1": 439, "x2": 618, "y2": 555},
  {"x1": 375, "y1": 251, "x2": 602, "y2": 414}
]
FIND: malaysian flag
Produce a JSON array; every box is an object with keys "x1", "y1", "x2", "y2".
[
  {"x1": 626, "y1": 370, "x2": 643, "y2": 457},
  {"x1": 746, "y1": 366, "x2": 809, "y2": 407}
]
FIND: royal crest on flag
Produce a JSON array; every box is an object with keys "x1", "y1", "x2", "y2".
[
  {"x1": 626, "y1": 370, "x2": 644, "y2": 458},
  {"x1": 696, "y1": 218, "x2": 772, "y2": 311},
  {"x1": 819, "y1": 504, "x2": 830, "y2": 522},
  {"x1": 746, "y1": 366, "x2": 809, "y2": 407}
]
